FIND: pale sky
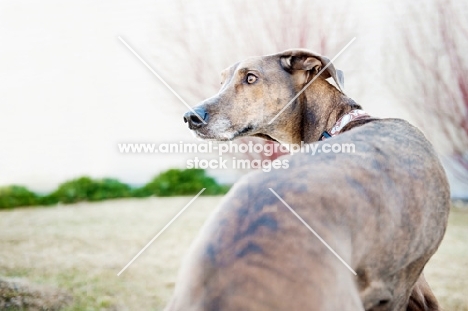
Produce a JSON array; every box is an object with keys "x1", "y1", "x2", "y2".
[{"x1": 0, "y1": 0, "x2": 465, "y2": 196}]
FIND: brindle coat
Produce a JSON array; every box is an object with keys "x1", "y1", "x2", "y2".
[{"x1": 166, "y1": 49, "x2": 450, "y2": 311}]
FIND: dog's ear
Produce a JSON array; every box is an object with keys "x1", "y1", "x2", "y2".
[{"x1": 279, "y1": 49, "x2": 345, "y2": 93}]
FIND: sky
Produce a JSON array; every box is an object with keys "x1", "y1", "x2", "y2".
[{"x1": 0, "y1": 0, "x2": 466, "y2": 196}]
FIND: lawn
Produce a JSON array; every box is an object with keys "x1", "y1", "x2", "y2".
[{"x1": 0, "y1": 198, "x2": 467, "y2": 310}]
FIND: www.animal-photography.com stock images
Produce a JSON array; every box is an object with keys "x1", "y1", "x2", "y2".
[{"x1": 1, "y1": 1, "x2": 467, "y2": 310}]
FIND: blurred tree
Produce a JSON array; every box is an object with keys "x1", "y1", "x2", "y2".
[{"x1": 390, "y1": 0, "x2": 468, "y2": 181}]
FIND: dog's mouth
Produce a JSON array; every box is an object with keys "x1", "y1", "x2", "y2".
[
  {"x1": 192, "y1": 124, "x2": 253, "y2": 141},
  {"x1": 195, "y1": 128, "x2": 249, "y2": 142},
  {"x1": 235, "y1": 125, "x2": 254, "y2": 136},
  {"x1": 235, "y1": 125, "x2": 278, "y2": 142},
  {"x1": 193, "y1": 124, "x2": 278, "y2": 143},
  {"x1": 252, "y1": 133, "x2": 278, "y2": 142}
]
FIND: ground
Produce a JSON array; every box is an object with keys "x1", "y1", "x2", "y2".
[{"x1": 0, "y1": 197, "x2": 467, "y2": 310}]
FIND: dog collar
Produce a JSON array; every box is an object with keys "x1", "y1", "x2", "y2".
[{"x1": 320, "y1": 109, "x2": 370, "y2": 140}]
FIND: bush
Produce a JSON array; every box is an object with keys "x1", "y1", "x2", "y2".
[
  {"x1": 47, "y1": 177, "x2": 131, "y2": 204},
  {"x1": 90, "y1": 178, "x2": 132, "y2": 201},
  {"x1": 0, "y1": 186, "x2": 39, "y2": 209},
  {"x1": 134, "y1": 169, "x2": 229, "y2": 197},
  {"x1": 0, "y1": 169, "x2": 229, "y2": 209}
]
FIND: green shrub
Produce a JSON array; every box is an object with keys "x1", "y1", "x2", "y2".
[
  {"x1": 0, "y1": 186, "x2": 39, "y2": 209},
  {"x1": 46, "y1": 177, "x2": 94, "y2": 204},
  {"x1": 134, "y1": 168, "x2": 229, "y2": 197},
  {"x1": 46, "y1": 177, "x2": 131, "y2": 204},
  {"x1": 0, "y1": 169, "x2": 229, "y2": 209},
  {"x1": 38, "y1": 194, "x2": 60, "y2": 206},
  {"x1": 88, "y1": 178, "x2": 132, "y2": 201}
]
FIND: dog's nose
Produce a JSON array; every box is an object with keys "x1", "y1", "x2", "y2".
[{"x1": 183, "y1": 107, "x2": 208, "y2": 129}]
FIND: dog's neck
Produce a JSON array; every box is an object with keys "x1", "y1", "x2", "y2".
[{"x1": 278, "y1": 78, "x2": 361, "y2": 145}]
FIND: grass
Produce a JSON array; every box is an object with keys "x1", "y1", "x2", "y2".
[
  {"x1": 0, "y1": 198, "x2": 466, "y2": 310},
  {"x1": 425, "y1": 206, "x2": 468, "y2": 310}
]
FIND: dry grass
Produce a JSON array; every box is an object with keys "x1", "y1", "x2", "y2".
[
  {"x1": 0, "y1": 198, "x2": 466, "y2": 310},
  {"x1": 0, "y1": 277, "x2": 72, "y2": 310},
  {"x1": 0, "y1": 197, "x2": 221, "y2": 310},
  {"x1": 425, "y1": 206, "x2": 468, "y2": 310}
]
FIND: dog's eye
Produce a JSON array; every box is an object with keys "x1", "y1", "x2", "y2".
[{"x1": 246, "y1": 74, "x2": 257, "y2": 84}]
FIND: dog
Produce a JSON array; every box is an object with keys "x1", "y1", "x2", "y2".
[{"x1": 165, "y1": 49, "x2": 450, "y2": 310}]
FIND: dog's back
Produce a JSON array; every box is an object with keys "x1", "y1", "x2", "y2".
[{"x1": 165, "y1": 119, "x2": 450, "y2": 311}]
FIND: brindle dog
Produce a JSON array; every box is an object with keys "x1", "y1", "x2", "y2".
[{"x1": 165, "y1": 49, "x2": 450, "y2": 311}]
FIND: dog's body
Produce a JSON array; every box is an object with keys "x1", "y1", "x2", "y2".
[{"x1": 166, "y1": 49, "x2": 450, "y2": 311}]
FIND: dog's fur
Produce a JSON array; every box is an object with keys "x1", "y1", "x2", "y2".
[{"x1": 166, "y1": 49, "x2": 450, "y2": 311}]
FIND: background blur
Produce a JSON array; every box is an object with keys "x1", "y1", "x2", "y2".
[
  {"x1": 1, "y1": 1, "x2": 468, "y2": 310},
  {"x1": 1, "y1": 0, "x2": 467, "y2": 197}
]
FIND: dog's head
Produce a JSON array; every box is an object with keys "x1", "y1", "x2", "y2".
[{"x1": 183, "y1": 49, "x2": 344, "y2": 142}]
